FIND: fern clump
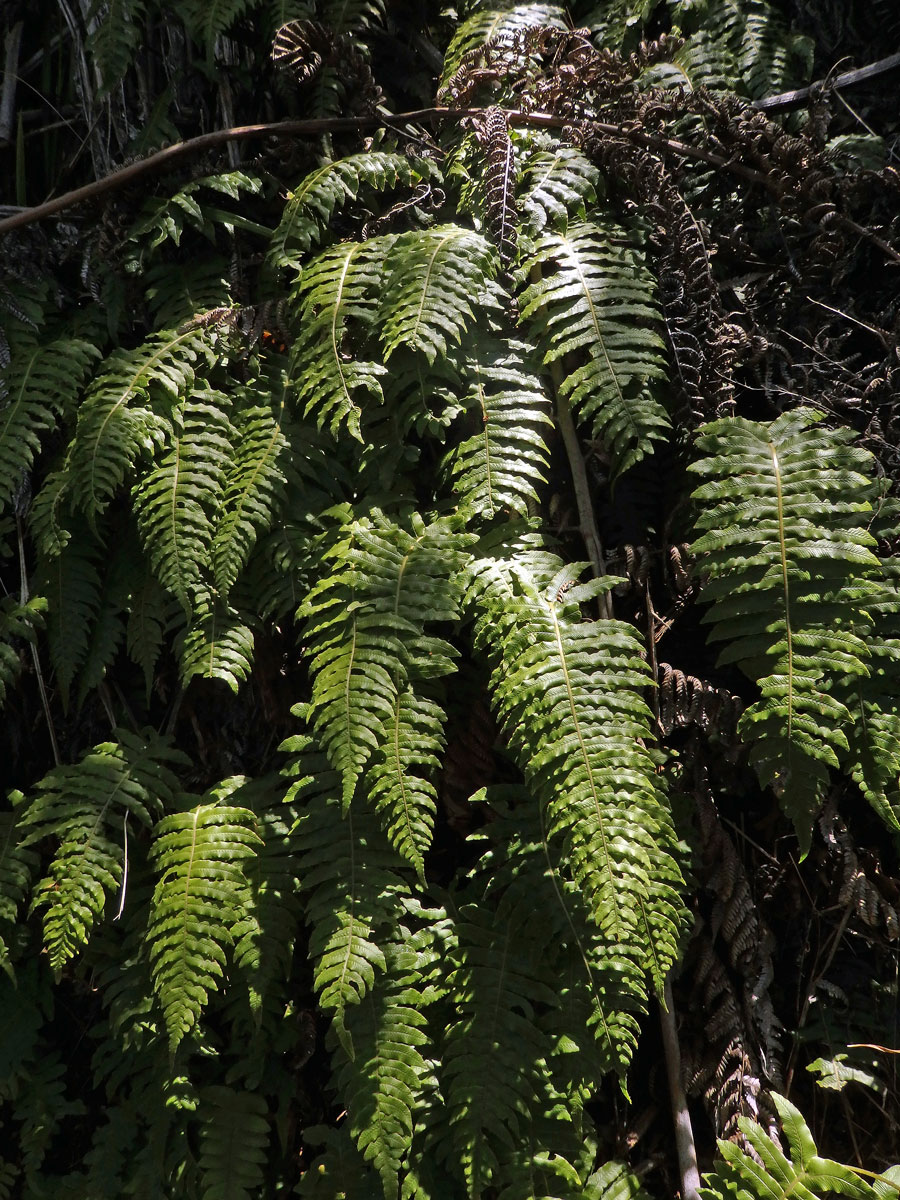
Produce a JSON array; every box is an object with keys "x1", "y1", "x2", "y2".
[{"x1": 4, "y1": 0, "x2": 900, "y2": 1194}]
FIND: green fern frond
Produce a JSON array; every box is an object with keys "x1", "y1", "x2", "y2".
[
  {"x1": 646, "y1": 31, "x2": 737, "y2": 92},
  {"x1": 300, "y1": 510, "x2": 471, "y2": 811},
  {"x1": 127, "y1": 172, "x2": 264, "y2": 256},
  {"x1": 440, "y1": 5, "x2": 567, "y2": 80},
  {"x1": 467, "y1": 546, "x2": 685, "y2": 1015},
  {"x1": 296, "y1": 1125, "x2": 374, "y2": 1200},
  {"x1": 37, "y1": 523, "x2": 103, "y2": 710},
  {"x1": 126, "y1": 570, "x2": 175, "y2": 700},
  {"x1": 74, "y1": 533, "x2": 139, "y2": 706},
  {"x1": 268, "y1": 152, "x2": 436, "y2": 271},
  {"x1": 0, "y1": 808, "x2": 40, "y2": 976},
  {"x1": 178, "y1": 0, "x2": 255, "y2": 47},
  {"x1": 844, "y1": 520, "x2": 900, "y2": 832},
  {"x1": 443, "y1": 899, "x2": 559, "y2": 1197},
  {"x1": 148, "y1": 796, "x2": 262, "y2": 1049},
  {"x1": 672, "y1": 0, "x2": 812, "y2": 97},
  {"x1": 518, "y1": 220, "x2": 669, "y2": 480},
  {"x1": 19, "y1": 730, "x2": 184, "y2": 974},
  {"x1": 197, "y1": 1086, "x2": 269, "y2": 1200},
  {"x1": 212, "y1": 400, "x2": 288, "y2": 597},
  {"x1": 700, "y1": 1092, "x2": 882, "y2": 1198},
  {"x1": 364, "y1": 682, "x2": 447, "y2": 881},
  {"x1": 690, "y1": 409, "x2": 882, "y2": 852},
  {"x1": 68, "y1": 324, "x2": 224, "y2": 521},
  {"x1": 379, "y1": 225, "x2": 500, "y2": 364},
  {"x1": 517, "y1": 143, "x2": 601, "y2": 237},
  {"x1": 0, "y1": 329, "x2": 97, "y2": 513},
  {"x1": 442, "y1": 334, "x2": 552, "y2": 520},
  {"x1": 284, "y1": 741, "x2": 409, "y2": 1056},
  {"x1": 589, "y1": 1160, "x2": 654, "y2": 1199},
  {"x1": 177, "y1": 592, "x2": 256, "y2": 693},
  {"x1": 335, "y1": 935, "x2": 433, "y2": 1194},
  {"x1": 579, "y1": 0, "x2": 651, "y2": 46},
  {"x1": 0, "y1": 594, "x2": 45, "y2": 710},
  {"x1": 86, "y1": 0, "x2": 148, "y2": 89},
  {"x1": 467, "y1": 794, "x2": 642, "y2": 1085},
  {"x1": 144, "y1": 260, "x2": 233, "y2": 330},
  {"x1": 229, "y1": 774, "x2": 303, "y2": 1016},
  {"x1": 289, "y1": 237, "x2": 392, "y2": 439},
  {"x1": 134, "y1": 389, "x2": 234, "y2": 615}
]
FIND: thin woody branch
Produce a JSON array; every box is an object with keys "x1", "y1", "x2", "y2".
[
  {"x1": 753, "y1": 50, "x2": 900, "y2": 112},
  {"x1": 0, "y1": 106, "x2": 780, "y2": 237}
]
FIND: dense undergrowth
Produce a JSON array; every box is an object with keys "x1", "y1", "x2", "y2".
[{"x1": 1, "y1": 0, "x2": 900, "y2": 1196}]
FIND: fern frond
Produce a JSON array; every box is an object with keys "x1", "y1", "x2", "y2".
[
  {"x1": 440, "y1": 5, "x2": 566, "y2": 81},
  {"x1": 144, "y1": 260, "x2": 233, "y2": 330},
  {"x1": 589, "y1": 1160, "x2": 653, "y2": 1199},
  {"x1": 68, "y1": 325, "x2": 224, "y2": 521},
  {"x1": 289, "y1": 237, "x2": 391, "y2": 439},
  {"x1": 86, "y1": 0, "x2": 148, "y2": 89},
  {"x1": 177, "y1": 592, "x2": 256, "y2": 693},
  {"x1": 672, "y1": 0, "x2": 812, "y2": 98},
  {"x1": 268, "y1": 152, "x2": 436, "y2": 271},
  {"x1": 178, "y1": 0, "x2": 255, "y2": 47},
  {"x1": 467, "y1": 546, "x2": 685, "y2": 1022},
  {"x1": 845, "y1": 530, "x2": 900, "y2": 832},
  {"x1": 211, "y1": 399, "x2": 288, "y2": 597},
  {"x1": 480, "y1": 108, "x2": 518, "y2": 268},
  {"x1": 296, "y1": 1125, "x2": 375, "y2": 1200},
  {"x1": 134, "y1": 390, "x2": 234, "y2": 615},
  {"x1": 379, "y1": 225, "x2": 500, "y2": 364},
  {"x1": 197, "y1": 1086, "x2": 269, "y2": 1200},
  {"x1": 229, "y1": 774, "x2": 303, "y2": 1016},
  {"x1": 518, "y1": 220, "x2": 669, "y2": 479},
  {"x1": 284, "y1": 741, "x2": 409, "y2": 1056},
  {"x1": 690, "y1": 409, "x2": 882, "y2": 852},
  {"x1": 700, "y1": 1092, "x2": 881, "y2": 1198},
  {"x1": 0, "y1": 808, "x2": 40, "y2": 976},
  {"x1": 74, "y1": 532, "x2": 138, "y2": 705},
  {"x1": 517, "y1": 143, "x2": 601, "y2": 236},
  {"x1": 19, "y1": 730, "x2": 184, "y2": 974},
  {"x1": 646, "y1": 31, "x2": 736, "y2": 92},
  {"x1": 148, "y1": 796, "x2": 262, "y2": 1049},
  {"x1": 443, "y1": 899, "x2": 559, "y2": 1196},
  {"x1": 126, "y1": 570, "x2": 175, "y2": 700},
  {"x1": 300, "y1": 510, "x2": 471, "y2": 813},
  {"x1": 0, "y1": 329, "x2": 97, "y2": 513},
  {"x1": 127, "y1": 172, "x2": 264, "y2": 256},
  {"x1": 0, "y1": 595, "x2": 45, "y2": 710},
  {"x1": 335, "y1": 934, "x2": 433, "y2": 1194},
  {"x1": 442, "y1": 334, "x2": 553, "y2": 520},
  {"x1": 37, "y1": 523, "x2": 103, "y2": 710}
]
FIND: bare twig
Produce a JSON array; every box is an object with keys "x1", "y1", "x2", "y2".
[
  {"x1": 754, "y1": 51, "x2": 900, "y2": 113},
  {"x1": 0, "y1": 20, "x2": 24, "y2": 146},
  {"x1": 0, "y1": 107, "x2": 781, "y2": 237},
  {"x1": 660, "y1": 976, "x2": 702, "y2": 1200},
  {"x1": 16, "y1": 511, "x2": 61, "y2": 767}
]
